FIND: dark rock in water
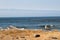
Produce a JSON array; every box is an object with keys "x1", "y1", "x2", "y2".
[
  {"x1": 16, "y1": 26, "x2": 27, "y2": 29},
  {"x1": 38, "y1": 24, "x2": 55, "y2": 30},
  {"x1": 45, "y1": 25, "x2": 54, "y2": 30},
  {"x1": 39, "y1": 25, "x2": 45, "y2": 27},
  {"x1": 45, "y1": 25, "x2": 51, "y2": 30},
  {"x1": 37, "y1": 25, "x2": 45, "y2": 29}
]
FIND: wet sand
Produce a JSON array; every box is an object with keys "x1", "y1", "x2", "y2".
[{"x1": 0, "y1": 29, "x2": 60, "y2": 40}]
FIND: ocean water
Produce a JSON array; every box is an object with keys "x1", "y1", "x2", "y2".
[{"x1": 0, "y1": 17, "x2": 60, "y2": 30}]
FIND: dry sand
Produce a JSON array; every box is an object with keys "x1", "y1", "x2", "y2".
[{"x1": 0, "y1": 29, "x2": 60, "y2": 40}]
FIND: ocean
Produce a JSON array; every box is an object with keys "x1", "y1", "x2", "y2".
[{"x1": 0, "y1": 17, "x2": 60, "y2": 30}]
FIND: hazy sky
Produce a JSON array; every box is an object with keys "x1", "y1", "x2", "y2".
[
  {"x1": 0, "y1": 0, "x2": 60, "y2": 10},
  {"x1": 0, "y1": 0, "x2": 60, "y2": 17}
]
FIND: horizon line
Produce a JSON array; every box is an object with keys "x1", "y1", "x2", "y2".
[
  {"x1": 0, "y1": 16, "x2": 60, "y2": 18},
  {"x1": 0, "y1": 9, "x2": 60, "y2": 11}
]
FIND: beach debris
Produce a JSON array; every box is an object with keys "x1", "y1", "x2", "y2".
[
  {"x1": 16, "y1": 37, "x2": 19, "y2": 39},
  {"x1": 51, "y1": 37, "x2": 58, "y2": 39},
  {"x1": 7, "y1": 25, "x2": 18, "y2": 29},
  {"x1": 20, "y1": 37, "x2": 25, "y2": 38},
  {"x1": 18, "y1": 28, "x2": 24, "y2": 30},
  {"x1": 45, "y1": 36, "x2": 58, "y2": 40},
  {"x1": 34, "y1": 34, "x2": 40, "y2": 38},
  {"x1": 7, "y1": 25, "x2": 25, "y2": 30}
]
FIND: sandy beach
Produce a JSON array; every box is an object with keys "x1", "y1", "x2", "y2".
[{"x1": 0, "y1": 28, "x2": 60, "y2": 40}]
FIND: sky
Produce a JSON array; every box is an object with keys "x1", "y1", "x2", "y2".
[{"x1": 0, "y1": 0, "x2": 60, "y2": 17}]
